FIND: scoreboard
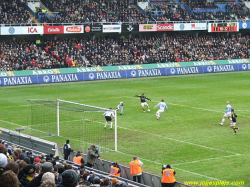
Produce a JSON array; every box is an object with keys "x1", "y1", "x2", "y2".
[{"x1": 208, "y1": 23, "x2": 239, "y2": 32}]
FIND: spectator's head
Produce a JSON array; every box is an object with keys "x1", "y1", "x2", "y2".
[
  {"x1": 66, "y1": 140, "x2": 70, "y2": 144},
  {"x1": 93, "y1": 176, "x2": 101, "y2": 184},
  {"x1": 61, "y1": 169, "x2": 79, "y2": 187},
  {"x1": 0, "y1": 170, "x2": 19, "y2": 187},
  {"x1": 19, "y1": 153, "x2": 26, "y2": 160},
  {"x1": 103, "y1": 178, "x2": 110, "y2": 186},
  {"x1": 23, "y1": 164, "x2": 36, "y2": 177},
  {"x1": 35, "y1": 163, "x2": 42, "y2": 174},
  {"x1": 41, "y1": 162, "x2": 53, "y2": 173},
  {"x1": 18, "y1": 160, "x2": 27, "y2": 170},
  {"x1": 5, "y1": 161, "x2": 19, "y2": 175},
  {"x1": 34, "y1": 157, "x2": 41, "y2": 163},
  {"x1": 23, "y1": 157, "x2": 31, "y2": 164},
  {"x1": 0, "y1": 145, "x2": 8, "y2": 155},
  {"x1": 41, "y1": 172, "x2": 55, "y2": 185},
  {"x1": 0, "y1": 153, "x2": 8, "y2": 168}
]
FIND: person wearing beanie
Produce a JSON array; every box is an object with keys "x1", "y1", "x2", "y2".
[
  {"x1": 161, "y1": 164, "x2": 176, "y2": 187},
  {"x1": 91, "y1": 176, "x2": 101, "y2": 187},
  {"x1": 0, "y1": 153, "x2": 7, "y2": 177},
  {"x1": 19, "y1": 164, "x2": 36, "y2": 187},
  {"x1": 55, "y1": 169, "x2": 79, "y2": 187},
  {"x1": 26, "y1": 162, "x2": 54, "y2": 187},
  {"x1": 19, "y1": 153, "x2": 26, "y2": 160}
]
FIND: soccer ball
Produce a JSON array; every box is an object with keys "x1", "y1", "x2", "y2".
[{"x1": 148, "y1": 109, "x2": 150, "y2": 112}]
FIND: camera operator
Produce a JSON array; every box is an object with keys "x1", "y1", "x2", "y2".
[
  {"x1": 109, "y1": 162, "x2": 121, "y2": 177},
  {"x1": 161, "y1": 164, "x2": 176, "y2": 187},
  {"x1": 86, "y1": 144, "x2": 99, "y2": 168}
]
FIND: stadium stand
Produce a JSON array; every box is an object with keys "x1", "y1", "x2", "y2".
[
  {"x1": 0, "y1": 33, "x2": 249, "y2": 71},
  {"x1": 0, "y1": 0, "x2": 34, "y2": 25}
]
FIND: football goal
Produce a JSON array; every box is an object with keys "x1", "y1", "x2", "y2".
[{"x1": 26, "y1": 99, "x2": 117, "y2": 153}]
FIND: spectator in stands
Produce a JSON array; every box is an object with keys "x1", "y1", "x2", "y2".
[
  {"x1": 55, "y1": 169, "x2": 79, "y2": 187},
  {"x1": 34, "y1": 163, "x2": 42, "y2": 177},
  {"x1": 0, "y1": 170, "x2": 20, "y2": 187},
  {"x1": 18, "y1": 160, "x2": 28, "y2": 180},
  {"x1": 91, "y1": 176, "x2": 101, "y2": 187},
  {"x1": 26, "y1": 162, "x2": 54, "y2": 187},
  {"x1": 19, "y1": 164, "x2": 36, "y2": 187},
  {"x1": 73, "y1": 151, "x2": 85, "y2": 166},
  {"x1": 63, "y1": 140, "x2": 73, "y2": 160},
  {"x1": 40, "y1": 172, "x2": 56, "y2": 187},
  {"x1": 130, "y1": 156, "x2": 143, "y2": 183},
  {"x1": 161, "y1": 164, "x2": 176, "y2": 187},
  {"x1": 5, "y1": 161, "x2": 19, "y2": 175},
  {"x1": 0, "y1": 153, "x2": 7, "y2": 177}
]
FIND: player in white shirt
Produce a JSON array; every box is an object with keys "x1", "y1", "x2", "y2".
[
  {"x1": 154, "y1": 99, "x2": 168, "y2": 120},
  {"x1": 219, "y1": 101, "x2": 232, "y2": 126},
  {"x1": 103, "y1": 108, "x2": 115, "y2": 129},
  {"x1": 116, "y1": 102, "x2": 123, "y2": 115}
]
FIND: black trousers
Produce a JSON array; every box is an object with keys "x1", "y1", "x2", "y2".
[
  {"x1": 133, "y1": 175, "x2": 141, "y2": 183},
  {"x1": 161, "y1": 182, "x2": 176, "y2": 187}
]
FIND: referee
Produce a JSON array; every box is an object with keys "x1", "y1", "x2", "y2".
[{"x1": 104, "y1": 108, "x2": 115, "y2": 129}]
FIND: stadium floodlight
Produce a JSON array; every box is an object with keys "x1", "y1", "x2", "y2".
[{"x1": 26, "y1": 99, "x2": 117, "y2": 153}]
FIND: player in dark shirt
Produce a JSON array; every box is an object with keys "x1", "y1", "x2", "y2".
[
  {"x1": 230, "y1": 108, "x2": 239, "y2": 135},
  {"x1": 134, "y1": 93, "x2": 151, "y2": 112}
]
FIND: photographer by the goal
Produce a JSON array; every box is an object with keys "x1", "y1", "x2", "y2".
[
  {"x1": 161, "y1": 164, "x2": 176, "y2": 187},
  {"x1": 86, "y1": 144, "x2": 100, "y2": 168}
]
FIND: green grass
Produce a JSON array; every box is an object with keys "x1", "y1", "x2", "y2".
[{"x1": 1, "y1": 71, "x2": 250, "y2": 186}]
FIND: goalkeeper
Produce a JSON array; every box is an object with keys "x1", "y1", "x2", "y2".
[
  {"x1": 103, "y1": 108, "x2": 115, "y2": 129},
  {"x1": 134, "y1": 93, "x2": 151, "y2": 112}
]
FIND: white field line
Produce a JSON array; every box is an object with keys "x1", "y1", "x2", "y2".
[
  {"x1": 126, "y1": 96, "x2": 250, "y2": 118},
  {"x1": 172, "y1": 154, "x2": 241, "y2": 166},
  {"x1": 0, "y1": 119, "x2": 242, "y2": 184}
]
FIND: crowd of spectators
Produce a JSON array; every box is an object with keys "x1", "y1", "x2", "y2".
[
  {"x1": 39, "y1": 0, "x2": 146, "y2": 24},
  {"x1": 0, "y1": 33, "x2": 249, "y2": 71},
  {"x1": 0, "y1": 141, "x2": 130, "y2": 187},
  {"x1": 0, "y1": 0, "x2": 33, "y2": 25}
]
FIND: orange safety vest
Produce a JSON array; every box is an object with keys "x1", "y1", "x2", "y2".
[
  {"x1": 130, "y1": 160, "x2": 142, "y2": 175},
  {"x1": 73, "y1": 156, "x2": 83, "y2": 165},
  {"x1": 161, "y1": 169, "x2": 176, "y2": 183},
  {"x1": 110, "y1": 166, "x2": 121, "y2": 177}
]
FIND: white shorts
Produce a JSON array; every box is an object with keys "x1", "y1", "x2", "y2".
[
  {"x1": 230, "y1": 122, "x2": 236, "y2": 127},
  {"x1": 224, "y1": 112, "x2": 231, "y2": 118},
  {"x1": 157, "y1": 109, "x2": 164, "y2": 114},
  {"x1": 141, "y1": 102, "x2": 148, "y2": 107}
]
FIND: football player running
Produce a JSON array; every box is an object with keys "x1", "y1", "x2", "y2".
[{"x1": 154, "y1": 99, "x2": 168, "y2": 120}]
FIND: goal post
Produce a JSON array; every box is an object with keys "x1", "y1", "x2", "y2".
[{"x1": 26, "y1": 99, "x2": 117, "y2": 153}]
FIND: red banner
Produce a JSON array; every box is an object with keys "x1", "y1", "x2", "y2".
[
  {"x1": 157, "y1": 24, "x2": 174, "y2": 31},
  {"x1": 44, "y1": 26, "x2": 64, "y2": 34}
]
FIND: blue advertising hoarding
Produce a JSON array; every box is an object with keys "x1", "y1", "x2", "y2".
[
  {"x1": 239, "y1": 22, "x2": 250, "y2": 29},
  {"x1": 0, "y1": 64, "x2": 249, "y2": 86}
]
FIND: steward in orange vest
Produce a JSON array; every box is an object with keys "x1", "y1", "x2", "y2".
[
  {"x1": 73, "y1": 151, "x2": 85, "y2": 165},
  {"x1": 130, "y1": 156, "x2": 143, "y2": 183},
  {"x1": 110, "y1": 162, "x2": 121, "y2": 177},
  {"x1": 161, "y1": 164, "x2": 176, "y2": 187}
]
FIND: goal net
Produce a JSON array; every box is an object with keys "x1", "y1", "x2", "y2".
[{"x1": 26, "y1": 99, "x2": 117, "y2": 153}]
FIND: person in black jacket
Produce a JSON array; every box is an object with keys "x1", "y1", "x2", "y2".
[{"x1": 63, "y1": 140, "x2": 73, "y2": 160}]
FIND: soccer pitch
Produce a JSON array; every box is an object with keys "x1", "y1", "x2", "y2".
[{"x1": 0, "y1": 71, "x2": 249, "y2": 186}]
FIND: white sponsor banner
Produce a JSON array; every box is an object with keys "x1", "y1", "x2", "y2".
[
  {"x1": 103, "y1": 25, "x2": 121, "y2": 33},
  {"x1": 1, "y1": 26, "x2": 44, "y2": 35},
  {"x1": 174, "y1": 23, "x2": 207, "y2": 31},
  {"x1": 64, "y1": 26, "x2": 84, "y2": 33}
]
